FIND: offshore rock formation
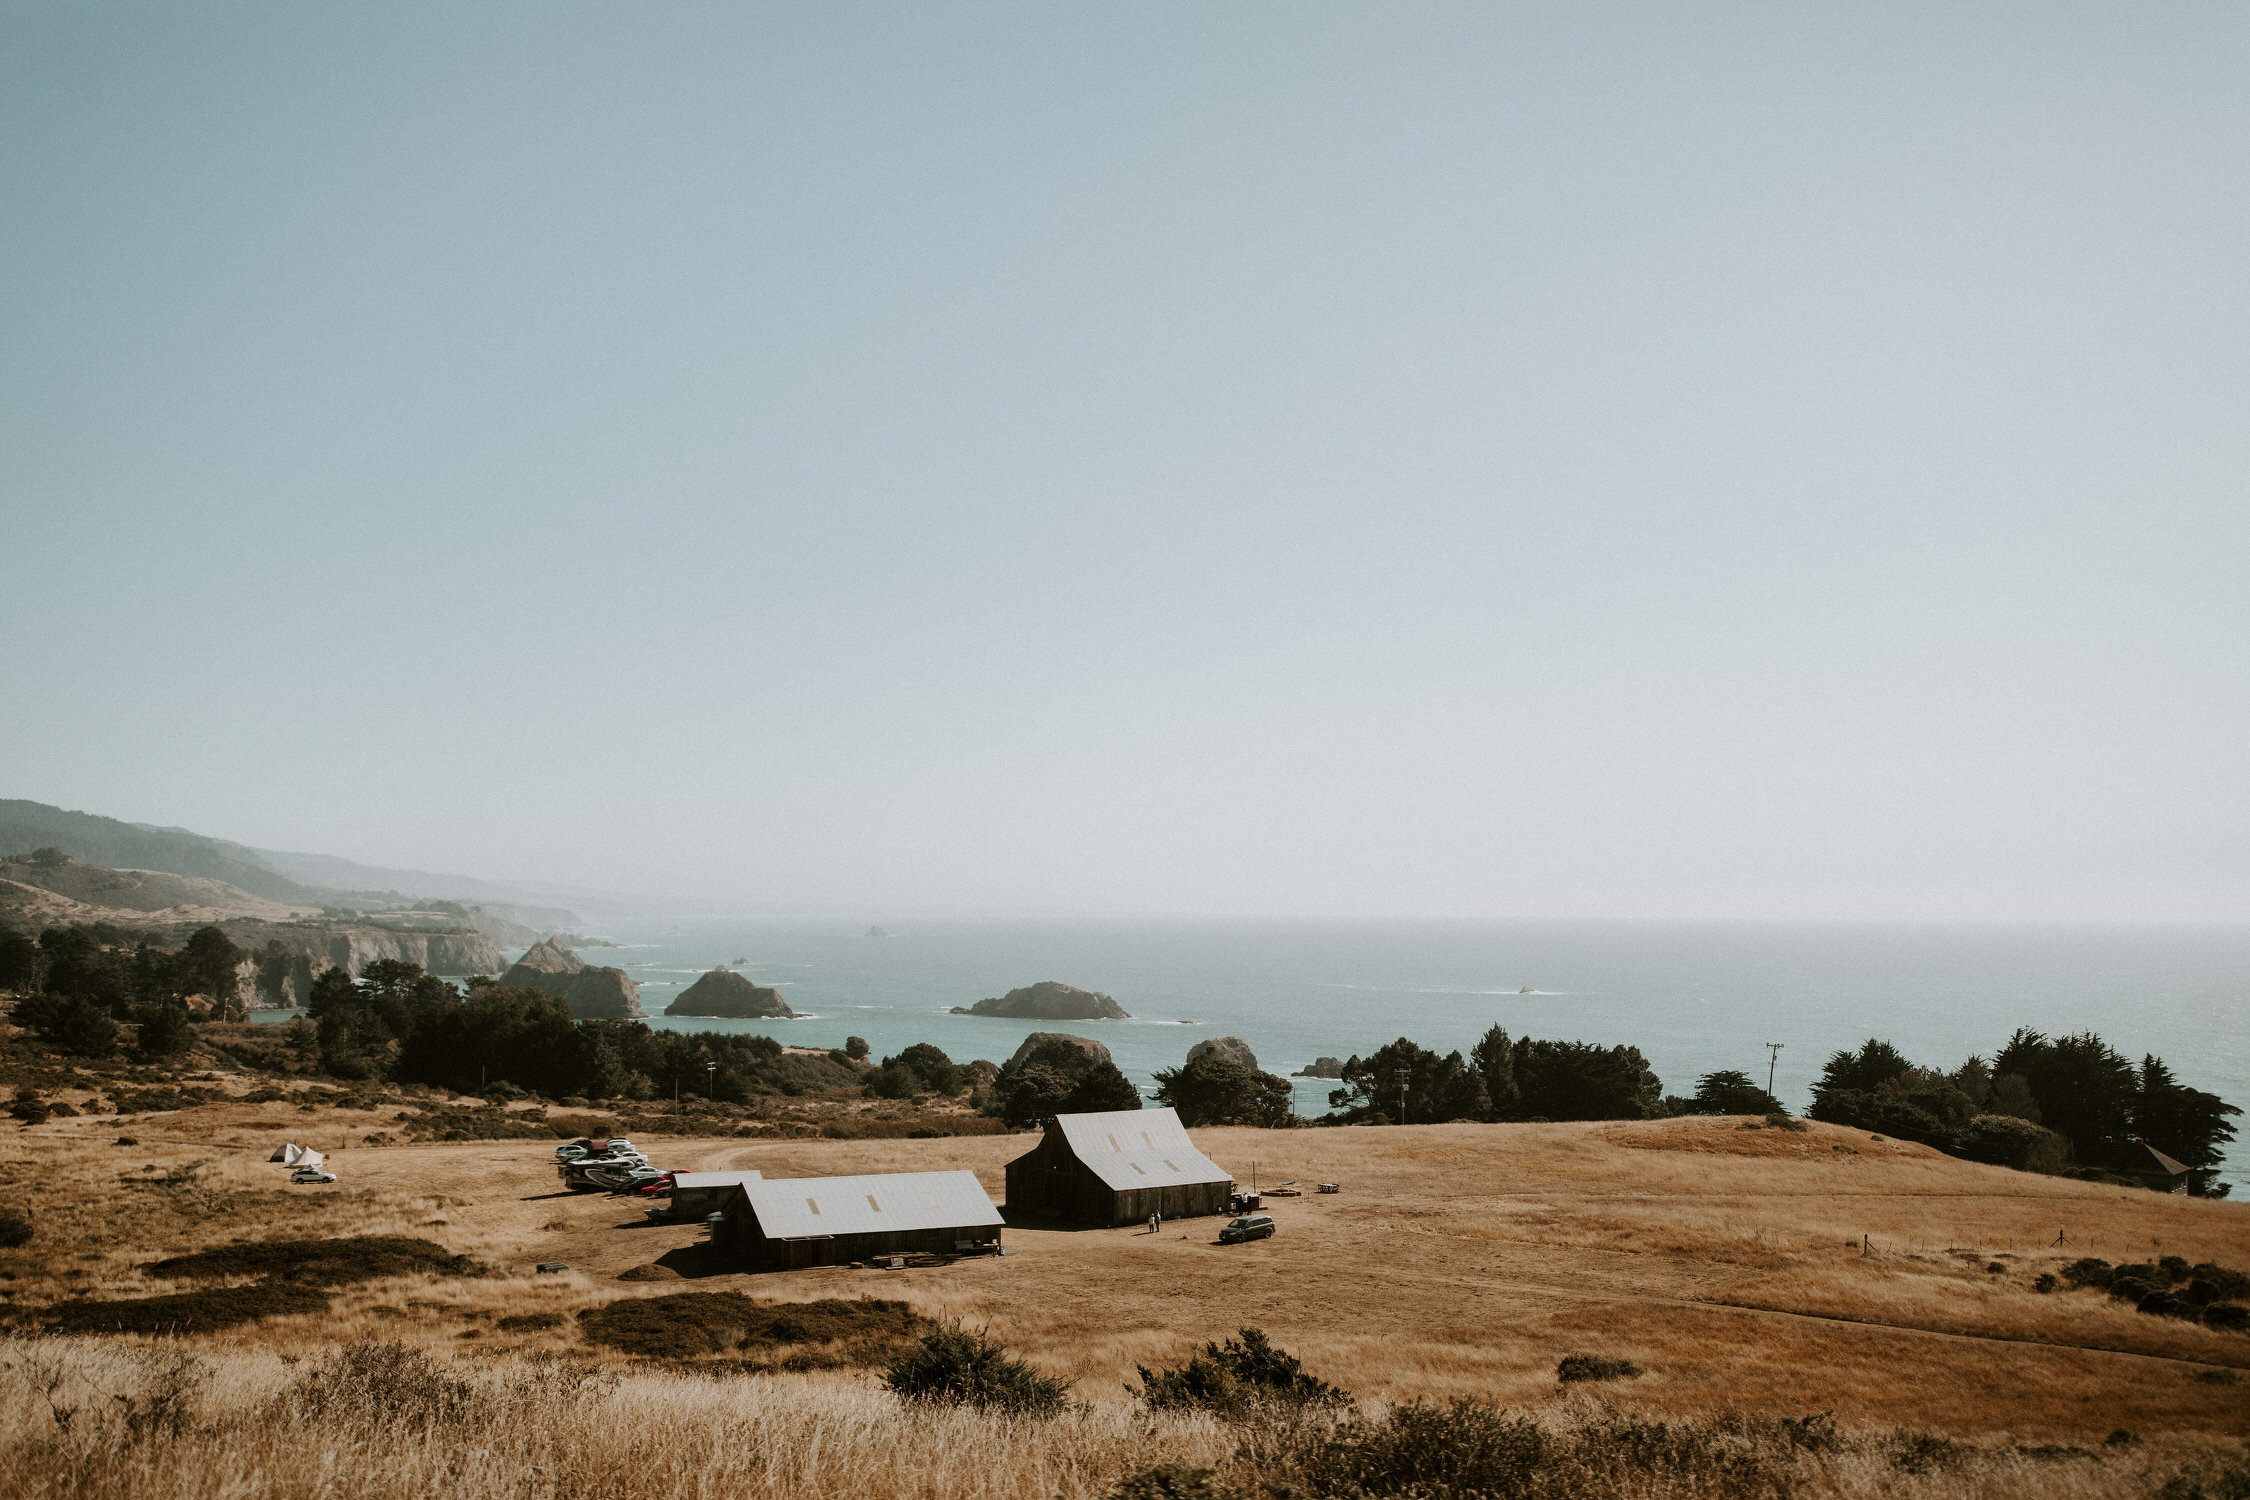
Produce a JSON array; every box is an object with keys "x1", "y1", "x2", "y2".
[
  {"x1": 498, "y1": 937, "x2": 644, "y2": 1020},
  {"x1": 1186, "y1": 1036, "x2": 1258, "y2": 1072},
  {"x1": 1005, "y1": 1033, "x2": 1113, "y2": 1069},
  {"x1": 955, "y1": 981, "x2": 1130, "y2": 1020},
  {"x1": 1293, "y1": 1056, "x2": 1345, "y2": 1079},
  {"x1": 666, "y1": 968, "x2": 797, "y2": 1019}
]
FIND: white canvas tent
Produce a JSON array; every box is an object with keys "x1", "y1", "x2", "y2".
[{"x1": 268, "y1": 1143, "x2": 326, "y2": 1168}]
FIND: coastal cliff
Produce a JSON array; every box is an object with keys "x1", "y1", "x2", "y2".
[
  {"x1": 498, "y1": 937, "x2": 645, "y2": 1020},
  {"x1": 666, "y1": 969, "x2": 796, "y2": 1019},
  {"x1": 213, "y1": 921, "x2": 506, "y2": 1007}
]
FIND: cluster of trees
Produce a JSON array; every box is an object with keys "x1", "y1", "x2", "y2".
[
  {"x1": 1322, "y1": 1029, "x2": 1666, "y2": 1125},
  {"x1": 305, "y1": 964, "x2": 859, "y2": 1100},
  {"x1": 1153, "y1": 1051, "x2": 1296, "y2": 1128},
  {"x1": 986, "y1": 1037, "x2": 1140, "y2": 1126},
  {"x1": 2, "y1": 922, "x2": 246, "y2": 1059},
  {"x1": 1810, "y1": 1031, "x2": 2238, "y2": 1193}
]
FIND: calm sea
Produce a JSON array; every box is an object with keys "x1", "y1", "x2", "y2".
[{"x1": 266, "y1": 919, "x2": 2250, "y2": 1192}]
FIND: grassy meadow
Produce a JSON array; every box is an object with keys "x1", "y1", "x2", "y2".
[{"x1": 1, "y1": 1092, "x2": 2246, "y2": 1497}]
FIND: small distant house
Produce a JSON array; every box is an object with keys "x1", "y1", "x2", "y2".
[
  {"x1": 2129, "y1": 1142, "x2": 2193, "y2": 1195},
  {"x1": 668, "y1": 1169, "x2": 765, "y2": 1220},
  {"x1": 1004, "y1": 1106, "x2": 1235, "y2": 1226},
  {"x1": 713, "y1": 1170, "x2": 1004, "y2": 1270}
]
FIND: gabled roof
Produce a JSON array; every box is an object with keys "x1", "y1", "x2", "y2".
[
  {"x1": 731, "y1": 1170, "x2": 1003, "y2": 1240},
  {"x1": 671, "y1": 1170, "x2": 765, "y2": 1191},
  {"x1": 2135, "y1": 1141, "x2": 2191, "y2": 1176},
  {"x1": 1049, "y1": 1107, "x2": 1233, "y2": 1192}
]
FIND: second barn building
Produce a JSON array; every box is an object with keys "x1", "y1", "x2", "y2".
[
  {"x1": 713, "y1": 1170, "x2": 1005, "y2": 1270},
  {"x1": 1004, "y1": 1106, "x2": 1235, "y2": 1226}
]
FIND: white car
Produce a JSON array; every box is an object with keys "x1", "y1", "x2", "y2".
[{"x1": 289, "y1": 1167, "x2": 338, "y2": 1185}]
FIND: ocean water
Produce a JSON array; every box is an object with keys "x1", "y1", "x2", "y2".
[{"x1": 567, "y1": 919, "x2": 2249, "y2": 1192}]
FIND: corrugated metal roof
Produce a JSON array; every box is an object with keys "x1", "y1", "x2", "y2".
[
  {"x1": 671, "y1": 1170, "x2": 765, "y2": 1191},
  {"x1": 1050, "y1": 1107, "x2": 1233, "y2": 1192},
  {"x1": 734, "y1": 1170, "x2": 1003, "y2": 1240}
]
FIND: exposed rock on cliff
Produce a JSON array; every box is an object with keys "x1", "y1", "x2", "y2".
[
  {"x1": 666, "y1": 969, "x2": 796, "y2": 1019},
  {"x1": 1186, "y1": 1036, "x2": 1259, "y2": 1072},
  {"x1": 1005, "y1": 1032, "x2": 1113, "y2": 1069},
  {"x1": 499, "y1": 938, "x2": 644, "y2": 1020},
  {"x1": 957, "y1": 981, "x2": 1129, "y2": 1020}
]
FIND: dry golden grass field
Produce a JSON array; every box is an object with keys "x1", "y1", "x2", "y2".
[{"x1": 2, "y1": 1098, "x2": 2247, "y2": 1498}]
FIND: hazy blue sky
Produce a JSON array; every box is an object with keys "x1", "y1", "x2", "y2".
[{"x1": 3, "y1": 5, "x2": 2245, "y2": 919}]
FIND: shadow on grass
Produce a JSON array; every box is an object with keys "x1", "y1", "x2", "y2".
[{"x1": 654, "y1": 1242, "x2": 736, "y2": 1279}]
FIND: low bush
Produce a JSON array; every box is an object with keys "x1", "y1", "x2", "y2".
[
  {"x1": 1107, "y1": 1466, "x2": 1246, "y2": 1500},
  {"x1": 579, "y1": 1291, "x2": 925, "y2": 1361},
  {"x1": 1135, "y1": 1328, "x2": 1349, "y2": 1418},
  {"x1": 2202, "y1": 1303, "x2": 2249, "y2": 1331},
  {"x1": 46, "y1": 1281, "x2": 329, "y2": 1334},
  {"x1": 148, "y1": 1236, "x2": 486, "y2": 1286},
  {"x1": 2060, "y1": 1257, "x2": 2113, "y2": 1289},
  {"x1": 497, "y1": 1311, "x2": 565, "y2": 1331},
  {"x1": 883, "y1": 1323, "x2": 1070, "y2": 1415},
  {"x1": 0, "y1": 1207, "x2": 30, "y2": 1248},
  {"x1": 1556, "y1": 1354, "x2": 1642, "y2": 1383},
  {"x1": 286, "y1": 1340, "x2": 479, "y2": 1426}
]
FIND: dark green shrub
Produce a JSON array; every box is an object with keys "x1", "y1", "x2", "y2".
[
  {"x1": 1892, "y1": 1433, "x2": 1970, "y2": 1474},
  {"x1": 2034, "y1": 1273, "x2": 2058, "y2": 1293},
  {"x1": 0, "y1": 1207, "x2": 30, "y2": 1248},
  {"x1": 148, "y1": 1236, "x2": 485, "y2": 1287},
  {"x1": 2110, "y1": 1263, "x2": 2166, "y2": 1302},
  {"x1": 133, "y1": 1002, "x2": 196, "y2": 1059},
  {"x1": 2139, "y1": 1291, "x2": 2197, "y2": 1320},
  {"x1": 2160, "y1": 1255, "x2": 2192, "y2": 1282},
  {"x1": 2061, "y1": 1257, "x2": 2113, "y2": 1288},
  {"x1": 1135, "y1": 1328, "x2": 1349, "y2": 1417},
  {"x1": 883, "y1": 1324, "x2": 1069, "y2": 1415},
  {"x1": 2191, "y1": 1265, "x2": 2250, "y2": 1302},
  {"x1": 1106, "y1": 1466, "x2": 1245, "y2": 1500},
  {"x1": 47, "y1": 1282, "x2": 329, "y2": 1334},
  {"x1": 1293, "y1": 1399, "x2": 1551, "y2": 1496},
  {"x1": 289, "y1": 1340, "x2": 478, "y2": 1425},
  {"x1": 2202, "y1": 1303, "x2": 2249, "y2": 1332},
  {"x1": 497, "y1": 1311, "x2": 564, "y2": 1332},
  {"x1": 580, "y1": 1291, "x2": 924, "y2": 1360},
  {"x1": 13, "y1": 994, "x2": 118, "y2": 1057},
  {"x1": 1556, "y1": 1354, "x2": 1641, "y2": 1383}
]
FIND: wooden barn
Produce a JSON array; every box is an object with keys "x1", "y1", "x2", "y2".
[
  {"x1": 1004, "y1": 1106, "x2": 1235, "y2": 1226},
  {"x1": 667, "y1": 1169, "x2": 763, "y2": 1220},
  {"x1": 713, "y1": 1170, "x2": 1004, "y2": 1271}
]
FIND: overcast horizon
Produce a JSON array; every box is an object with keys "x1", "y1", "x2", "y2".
[{"x1": 4, "y1": 6, "x2": 2246, "y2": 923}]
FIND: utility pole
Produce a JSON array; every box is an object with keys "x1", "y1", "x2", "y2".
[
  {"x1": 1765, "y1": 1043, "x2": 1784, "y2": 1097},
  {"x1": 1400, "y1": 1075, "x2": 1410, "y2": 1125},
  {"x1": 705, "y1": 1062, "x2": 717, "y2": 1100}
]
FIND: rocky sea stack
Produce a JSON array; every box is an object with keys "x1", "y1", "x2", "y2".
[
  {"x1": 666, "y1": 968, "x2": 797, "y2": 1019},
  {"x1": 1186, "y1": 1036, "x2": 1258, "y2": 1072},
  {"x1": 1005, "y1": 1032, "x2": 1113, "y2": 1069},
  {"x1": 499, "y1": 937, "x2": 644, "y2": 1020},
  {"x1": 954, "y1": 981, "x2": 1130, "y2": 1020}
]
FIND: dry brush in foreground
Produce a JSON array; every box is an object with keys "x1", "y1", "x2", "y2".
[{"x1": 1, "y1": 1334, "x2": 2246, "y2": 1500}]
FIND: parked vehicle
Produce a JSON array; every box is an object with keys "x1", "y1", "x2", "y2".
[
  {"x1": 558, "y1": 1151, "x2": 650, "y2": 1191},
  {"x1": 555, "y1": 1137, "x2": 637, "y2": 1162},
  {"x1": 605, "y1": 1167, "x2": 669, "y2": 1195},
  {"x1": 1217, "y1": 1213, "x2": 1275, "y2": 1244},
  {"x1": 289, "y1": 1167, "x2": 338, "y2": 1185}
]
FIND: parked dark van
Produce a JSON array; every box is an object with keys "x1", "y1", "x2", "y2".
[{"x1": 1218, "y1": 1213, "x2": 1275, "y2": 1244}]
